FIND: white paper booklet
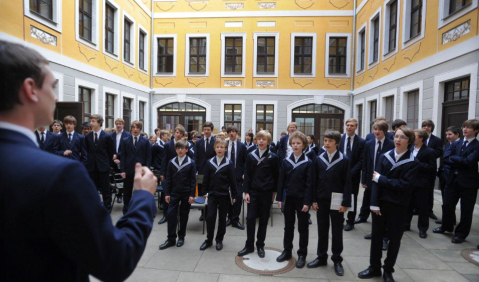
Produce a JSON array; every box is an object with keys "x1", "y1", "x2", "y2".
[{"x1": 330, "y1": 192, "x2": 354, "y2": 211}]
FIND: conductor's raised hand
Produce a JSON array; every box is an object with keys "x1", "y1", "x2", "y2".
[{"x1": 133, "y1": 163, "x2": 157, "y2": 195}]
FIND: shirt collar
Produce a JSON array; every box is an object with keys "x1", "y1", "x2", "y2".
[
  {"x1": 116, "y1": 130, "x2": 123, "y2": 135},
  {"x1": 216, "y1": 155, "x2": 224, "y2": 165},
  {"x1": 93, "y1": 129, "x2": 102, "y2": 135},
  {"x1": 293, "y1": 154, "x2": 302, "y2": 163},
  {"x1": 178, "y1": 155, "x2": 186, "y2": 165},
  {"x1": 464, "y1": 137, "x2": 475, "y2": 144},
  {"x1": 67, "y1": 130, "x2": 75, "y2": 135},
  {"x1": 376, "y1": 136, "x2": 386, "y2": 145},
  {"x1": 259, "y1": 148, "x2": 267, "y2": 157},
  {"x1": 132, "y1": 134, "x2": 140, "y2": 138},
  {"x1": 327, "y1": 150, "x2": 337, "y2": 161},
  {"x1": 394, "y1": 149, "x2": 407, "y2": 162},
  {"x1": 0, "y1": 122, "x2": 39, "y2": 147}
]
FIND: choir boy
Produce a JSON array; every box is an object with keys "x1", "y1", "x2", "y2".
[
  {"x1": 55, "y1": 115, "x2": 87, "y2": 165},
  {"x1": 200, "y1": 139, "x2": 237, "y2": 251},
  {"x1": 277, "y1": 122, "x2": 298, "y2": 161},
  {"x1": 244, "y1": 132, "x2": 256, "y2": 153},
  {"x1": 364, "y1": 117, "x2": 394, "y2": 141},
  {"x1": 111, "y1": 118, "x2": 131, "y2": 203},
  {"x1": 422, "y1": 120, "x2": 443, "y2": 220},
  {"x1": 276, "y1": 131, "x2": 313, "y2": 268},
  {"x1": 238, "y1": 130, "x2": 279, "y2": 258},
  {"x1": 81, "y1": 121, "x2": 91, "y2": 136},
  {"x1": 159, "y1": 140, "x2": 196, "y2": 249},
  {"x1": 51, "y1": 119, "x2": 63, "y2": 135},
  {"x1": 307, "y1": 134, "x2": 319, "y2": 155},
  {"x1": 35, "y1": 126, "x2": 59, "y2": 153}
]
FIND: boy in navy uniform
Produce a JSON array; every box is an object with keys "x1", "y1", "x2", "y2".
[
  {"x1": 422, "y1": 120, "x2": 443, "y2": 220},
  {"x1": 120, "y1": 120, "x2": 152, "y2": 214},
  {"x1": 358, "y1": 127, "x2": 419, "y2": 282},
  {"x1": 434, "y1": 119, "x2": 479, "y2": 244},
  {"x1": 238, "y1": 130, "x2": 279, "y2": 258},
  {"x1": 307, "y1": 134, "x2": 319, "y2": 155},
  {"x1": 244, "y1": 132, "x2": 257, "y2": 153},
  {"x1": 277, "y1": 122, "x2": 298, "y2": 161},
  {"x1": 35, "y1": 126, "x2": 59, "y2": 154},
  {"x1": 276, "y1": 131, "x2": 314, "y2": 268},
  {"x1": 159, "y1": 140, "x2": 196, "y2": 249},
  {"x1": 51, "y1": 119, "x2": 63, "y2": 135},
  {"x1": 405, "y1": 129, "x2": 436, "y2": 239},
  {"x1": 200, "y1": 139, "x2": 238, "y2": 251},
  {"x1": 111, "y1": 118, "x2": 131, "y2": 203},
  {"x1": 55, "y1": 115, "x2": 87, "y2": 165},
  {"x1": 310, "y1": 130, "x2": 351, "y2": 276}
]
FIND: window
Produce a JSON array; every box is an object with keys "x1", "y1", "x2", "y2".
[
  {"x1": 157, "y1": 38, "x2": 174, "y2": 73},
  {"x1": 123, "y1": 98, "x2": 132, "y2": 131},
  {"x1": 79, "y1": 87, "x2": 92, "y2": 123},
  {"x1": 328, "y1": 37, "x2": 347, "y2": 74},
  {"x1": 357, "y1": 28, "x2": 366, "y2": 71},
  {"x1": 385, "y1": 96, "x2": 394, "y2": 128},
  {"x1": 30, "y1": 0, "x2": 53, "y2": 21},
  {"x1": 225, "y1": 37, "x2": 243, "y2": 74},
  {"x1": 79, "y1": 0, "x2": 92, "y2": 41},
  {"x1": 369, "y1": 100, "x2": 377, "y2": 132},
  {"x1": 257, "y1": 37, "x2": 275, "y2": 74},
  {"x1": 139, "y1": 30, "x2": 146, "y2": 70},
  {"x1": 357, "y1": 104, "x2": 363, "y2": 137},
  {"x1": 224, "y1": 104, "x2": 242, "y2": 133},
  {"x1": 105, "y1": 4, "x2": 115, "y2": 54},
  {"x1": 449, "y1": 0, "x2": 471, "y2": 14},
  {"x1": 406, "y1": 90, "x2": 419, "y2": 128},
  {"x1": 105, "y1": 94, "x2": 115, "y2": 128},
  {"x1": 256, "y1": 105, "x2": 274, "y2": 137},
  {"x1": 444, "y1": 76, "x2": 470, "y2": 101},
  {"x1": 294, "y1": 37, "x2": 313, "y2": 74},
  {"x1": 368, "y1": 9, "x2": 381, "y2": 65},
  {"x1": 189, "y1": 37, "x2": 207, "y2": 74},
  {"x1": 124, "y1": 18, "x2": 132, "y2": 63},
  {"x1": 410, "y1": 0, "x2": 422, "y2": 39},
  {"x1": 386, "y1": 0, "x2": 398, "y2": 53},
  {"x1": 139, "y1": 101, "x2": 145, "y2": 126},
  {"x1": 439, "y1": 0, "x2": 477, "y2": 28},
  {"x1": 372, "y1": 18, "x2": 380, "y2": 62}
]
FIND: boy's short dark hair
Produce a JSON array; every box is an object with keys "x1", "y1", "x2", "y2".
[
  {"x1": 81, "y1": 122, "x2": 90, "y2": 128},
  {"x1": 392, "y1": 119, "x2": 407, "y2": 131},
  {"x1": 52, "y1": 119, "x2": 63, "y2": 127},
  {"x1": 445, "y1": 126, "x2": 460, "y2": 135},
  {"x1": 174, "y1": 125, "x2": 186, "y2": 136},
  {"x1": 115, "y1": 118, "x2": 125, "y2": 125},
  {"x1": 175, "y1": 140, "x2": 189, "y2": 150},
  {"x1": 0, "y1": 40, "x2": 50, "y2": 112},
  {"x1": 373, "y1": 120, "x2": 389, "y2": 134},
  {"x1": 308, "y1": 134, "x2": 315, "y2": 141},
  {"x1": 154, "y1": 128, "x2": 160, "y2": 134},
  {"x1": 397, "y1": 127, "x2": 416, "y2": 145},
  {"x1": 414, "y1": 129, "x2": 429, "y2": 142},
  {"x1": 90, "y1": 114, "x2": 104, "y2": 126},
  {"x1": 422, "y1": 120, "x2": 435, "y2": 132},
  {"x1": 160, "y1": 130, "x2": 169, "y2": 138},
  {"x1": 246, "y1": 132, "x2": 254, "y2": 139},
  {"x1": 131, "y1": 120, "x2": 143, "y2": 130},
  {"x1": 289, "y1": 131, "x2": 308, "y2": 147},
  {"x1": 63, "y1": 115, "x2": 77, "y2": 125},
  {"x1": 226, "y1": 125, "x2": 238, "y2": 134},
  {"x1": 323, "y1": 130, "x2": 341, "y2": 145},
  {"x1": 462, "y1": 119, "x2": 479, "y2": 136},
  {"x1": 203, "y1": 121, "x2": 214, "y2": 130}
]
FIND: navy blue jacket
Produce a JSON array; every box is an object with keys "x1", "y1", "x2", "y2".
[
  {"x1": 164, "y1": 156, "x2": 196, "y2": 197},
  {"x1": 339, "y1": 134, "x2": 365, "y2": 181},
  {"x1": 0, "y1": 128, "x2": 156, "y2": 282},
  {"x1": 194, "y1": 136, "x2": 216, "y2": 174},
  {"x1": 365, "y1": 131, "x2": 394, "y2": 142},
  {"x1": 110, "y1": 130, "x2": 131, "y2": 160},
  {"x1": 443, "y1": 138, "x2": 479, "y2": 189},
  {"x1": 411, "y1": 145, "x2": 436, "y2": 188},
  {"x1": 243, "y1": 148, "x2": 279, "y2": 194},
  {"x1": 304, "y1": 145, "x2": 317, "y2": 160},
  {"x1": 120, "y1": 135, "x2": 152, "y2": 175},
  {"x1": 244, "y1": 142, "x2": 257, "y2": 154},
  {"x1": 85, "y1": 130, "x2": 114, "y2": 173},
  {"x1": 55, "y1": 131, "x2": 87, "y2": 165},
  {"x1": 426, "y1": 134, "x2": 444, "y2": 159},
  {"x1": 277, "y1": 134, "x2": 290, "y2": 161},
  {"x1": 151, "y1": 143, "x2": 161, "y2": 170},
  {"x1": 309, "y1": 143, "x2": 320, "y2": 156},
  {"x1": 202, "y1": 156, "x2": 237, "y2": 197},
  {"x1": 276, "y1": 153, "x2": 314, "y2": 206},
  {"x1": 226, "y1": 139, "x2": 247, "y2": 181},
  {"x1": 270, "y1": 141, "x2": 277, "y2": 154},
  {"x1": 313, "y1": 151, "x2": 352, "y2": 207},
  {"x1": 437, "y1": 141, "x2": 456, "y2": 181},
  {"x1": 35, "y1": 130, "x2": 59, "y2": 154},
  {"x1": 160, "y1": 139, "x2": 194, "y2": 176},
  {"x1": 371, "y1": 149, "x2": 419, "y2": 207},
  {"x1": 361, "y1": 137, "x2": 395, "y2": 189}
]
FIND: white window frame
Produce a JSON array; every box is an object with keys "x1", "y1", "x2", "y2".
[
  {"x1": 354, "y1": 98, "x2": 365, "y2": 136},
  {"x1": 154, "y1": 34, "x2": 177, "y2": 77},
  {"x1": 253, "y1": 32, "x2": 280, "y2": 78},
  {"x1": 365, "y1": 94, "x2": 380, "y2": 135},
  {"x1": 185, "y1": 33, "x2": 211, "y2": 77},
  {"x1": 220, "y1": 100, "x2": 246, "y2": 141},
  {"x1": 438, "y1": 0, "x2": 478, "y2": 28},
  {"x1": 399, "y1": 80, "x2": 423, "y2": 129},
  {"x1": 290, "y1": 33, "x2": 317, "y2": 78},
  {"x1": 252, "y1": 100, "x2": 278, "y2": 142},
  {"x1": 368, "y1": 8, "x2": 382, "y2": 67},
  {"x1": 103, "y1": 0, "x2": 121, "y2": 60},
  {"x1": 24, "y1": 0, "x2": 62, "y2": 33},
  {"x1": 402, "y1": 0, "x2": 427, "y2": 49},
  {"x1": 74, "y1": 79, "x2": 99, "y2": 117},
  {"x1": 120, "y1": 92, "x2": 137, "y2": 125},
  {"x1": 356, "y1": 23, "x2": 367, "y2": 74},
  {"x1": 325, "y1": 33, "x2": 352, "y2": 78},
  {"x1": 138, "y1": 23, "x2": 149, "y2": 74},
  {"x1": 221, "y1": 33, "x2": 247, "y2": 78},
  {"x1": 52, "y1": 71, "x2": 64, "y2": 102},
  {"x1": 137, "y1": 96, "x2": 149, "y2": 133},
  {"x1": 380, "y1": 88, "x2": 397, "y2": 121},
  {"x1": 122, "y1": 11, "x2": 136, "y2": 68},
  {"x1": 75, "y1": 0, "x2": 100, "y2": 50},
  {"x1": 383, "y1": 0, "x2": 400, "y2": 60},
  {"x1": 102, "y1": 86, "x2": 121, "y2": 121}
]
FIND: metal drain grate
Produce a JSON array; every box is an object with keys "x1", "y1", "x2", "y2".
[{"x1": 235, "y1": 247, "x2": 297, "y2": 275}]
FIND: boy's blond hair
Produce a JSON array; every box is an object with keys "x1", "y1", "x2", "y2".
[{"x1": 255, "y1": 130, "x2": 272, "y2": 144}]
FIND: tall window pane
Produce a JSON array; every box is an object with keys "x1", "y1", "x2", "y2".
[
  {"x1": 139, "y1": 31, "x2": 145, "y2": 70},
  {"x1": 257, "y1": 37, "x2": 275, "y2": 74},
  {"x1": 79, "y1": 87, "x2": 92, "y2": 123},
  {"x1": 294, "y1": 37, "x2": 312, "y2": 74},
  {"x1": 388, "y1": 0, "x2": 397, "y2": 52},
  {"x1": 189, "y1": 38, "x2": 206, "y2": 74},
  {"x1": 225, "y1": 37, "x2": 242, "y2": 74},
  {"x1": 410, "y1": 0, "x2": 423, "y2": 38},
  {"x1": 329, "y1": 37, "x2": 347, "y2": 74},
  {"x1": 157, "y1": 38, "x2": 174, "y2": 73},
  {"x1": 124, "y1": 19, "x2": 131, "y2": 63},
  {"x1": 256, "y1": 104, "x2": 274, "y2": 137},
  {"x1": 79, "y1": 0, "x2": 92, "y2": 41},
  {"x1": 406, "y1": 90, "x2": 419, "y2": 128},
  {"x1": 105, "y1": 4, "x2": 115, "y2": 54}
]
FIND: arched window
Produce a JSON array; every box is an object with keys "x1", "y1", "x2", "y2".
[{"x1": 158, "y1": 102, "x2": 206, "y2": 134}]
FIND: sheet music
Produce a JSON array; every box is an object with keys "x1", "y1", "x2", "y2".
[{"x1": 330, "y1": 193, "x2": 354, "y2": 211}]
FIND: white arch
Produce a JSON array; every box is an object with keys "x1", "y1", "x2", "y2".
[
  {"x1": 152, "y1": 95, "x2": 212, "y2": 130},
  {"x1": 286, "y1": 97, "x2": 351, "y2": 132}
]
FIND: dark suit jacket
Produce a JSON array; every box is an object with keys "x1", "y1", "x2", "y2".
[
  {"x1": 244, "y1": 142, "x2": 257, "y2": 154},
  {"x1": 277, "y1": 134, "x2": 290, "y2": 161},
  {"x1": 164, "y1": 156, "x2": 196, "y2": 197},
  {"x1": 160, "y1": 139, "x2": 194, "y2": 176},
  {"x1": 270, "y1": 141, "x2": 277, "y2": 154},
  {"x1": 426, "y1": 134, "x2": 444, "y2": 159},
  {"x1": 365, "y1": 131, "x2": 394, "y2": 142},
  {"x1": 411, "y1": 145, "x2": 437, "y2": 188},
  {"x1": 202, "y1": 156, "x2": 238, "y2": 197},
  {"x1": 226, "y1": 139, "x2": 247, "y2": 181},
  {"x1": 0, "y1": 128, "x2": 156, "y2": 282},
  {"x1": 309, "y1": 143, "x2": 320, "y2": 155},
  {"x1": 85, "y1": 130, "x2": 114, "y2": 173},
  {"x1": 55, "y1": 131, "x2": 87, "y2": 165},
  {"x1": 443, "y1": 138, "x2": 479, "y2": 189},
  {"x1": 35, "y1": 130, "x2": 59, "y2": 154},
  {"x1": 339, "y1": 134, "x2": 365, "y2": 182},
  {"x1": 361, "y1": 137, "x2": 395, "y2": 189},
  {"x1": 111, "y1": 130, "x2": 131, "y2": 159},
  {"x1": 437, "y1": 141, "x2": 455, "y2": 181},
  {"x1": 243, "y1": 148, "x2": 279, "y2": 194},
  {"x1": 120, "y1": 135, "x2": 152, "y2": 175},
  {"x1": 276, "y1": 153, "x2": 314, "y2": 206},
  {"x1": 194, "y1": 136, "x2": 216, "y2": 174}
]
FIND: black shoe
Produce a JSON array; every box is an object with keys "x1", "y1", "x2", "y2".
[
  {"x1": 404, "y1": 226, "x2": 411, "y2": 231},
  {"x1": 435, "y1": 219, "x2": 442, "y2": 224},
  {"x1": 358, "y1": 267, "x2": 382, "y2": 279},
  {"x1": 383, "y1": 271, "x2": 395, "y2": 282},
  {"x1": 429, "y1": 212, "x2": 438, "y2": 220},
  {"x1": 334, "y1": 262, "x2": 344, "y2": 276},
  {"x1": 232, "y1": 222, "x2": 245, "y2": 230},
  {"x1": 226, "y1": 219, "x2": 232, "y2": 226},
  {"x1": 116, "y1": 196, "x2": 122, "y2": 204},
  {"x1": 257, "y1": 247, "x2": 265, "y2": 258},
  {"x1": 364, "y1": 234, "x2": 372, "y2": 240},
  {"x1": 344, "y1": 224, "x2": 354, "y2": 231},
  {"x1": 308, "y1": 218, "x2": 312, "y2": 225},
  {"x1": 296, "y1": 256, "x2": 306, "y2": 268},
  {"x1": 159, "y1": 240, "x2": 176, "y2": 250},
  {"x1": 200, "y1": 241, "x2": 212, "y2": 250},
  {"x1": 419, "y1": 231, "x2": 427, "y2": 239},
  {"x1": 276, "y1": 250, "x2": 292, "y2": 262},
  {"x1": 382, "y1": 240, "x2": 389, "y2": 251},
  {"x1": 307, "y1": 257, "x2": 327, "y2": 268},
  {"x1": 199, "y1": 215, "x2": 204, "y2": 221},
  {"x1": 451, "y1": 236, "x2": 465, "y2": 244},
  {"x1": 177, "y1": 239, "x2": 184, "y2": 247},
  {"x1": 433, "y1": 227, "x2": 452, "y2": 234},
  {"x1": 216, "y1": 242, "x2": 223, "y2": 251},
  {"x1": 237, "y1": 247, "x2": 254, "y2": 257},
  {"x1": 158, "y1": 217, "x2": 167, "y2": 225},
  {"x1": 354, "y1": 217, "x2": 367, "y2": 224}
]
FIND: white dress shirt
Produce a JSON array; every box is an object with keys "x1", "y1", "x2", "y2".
[
  {"x1": 0, "y1": 122, "x2": 38, "y2": 147},
  {"x1": 293, "y1": 154, "x2": 302, "y2": 163},
  {"x1": 259, "y1": 148, "x2": 267, "y2": 158},
  {"x1": 115, "y1": 130, "x2": 123, "y2": 153},
  {"x1": 464, "y1": 137, "x2": 475, "y2": 146},
  {"x1": 178, "y1": 155, "x2": 186, "y2": 166},
  {"x1": 227, "y1": 139, "x2": 237, "y2": 165},
  {"x1": 286, "y1": 135, "x2": 293, "y2": 158},
  {"x1": 412, "y1": 146, "x2": 420, "y2": 157},
  {"x1": 374, "y1": 137, "x2": 386, "y2": 168},
  {"x1": 327, "y1": 150, "x2": 337, "y2": 163},
  {"x1": 216, "y1": 155, "x2": 224, "y2": 166}
]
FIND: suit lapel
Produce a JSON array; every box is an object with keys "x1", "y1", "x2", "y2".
[{"x1": 209, "y1": 156, "x2": 229, "y2": 174}]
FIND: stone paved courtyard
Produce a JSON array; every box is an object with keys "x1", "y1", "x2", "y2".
[{"x1": 93, "y1": 189, "x2": 479, "y2": 282}]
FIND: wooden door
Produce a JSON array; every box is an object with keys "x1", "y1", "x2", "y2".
[{"x1": 54, "y1": 102, "x2": 83, "y2": 134}]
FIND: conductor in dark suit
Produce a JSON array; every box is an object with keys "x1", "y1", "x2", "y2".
[{"x1": 0, "y1": 40, "x2": 157, "y2": 281}]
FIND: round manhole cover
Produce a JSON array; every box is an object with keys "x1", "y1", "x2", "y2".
[
  {"x1": 235, "y1": 247, "x2": 297, "y2": 275},
  {"x1": 461, "y1": 249, "x2": 479, "y2": 267}
]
